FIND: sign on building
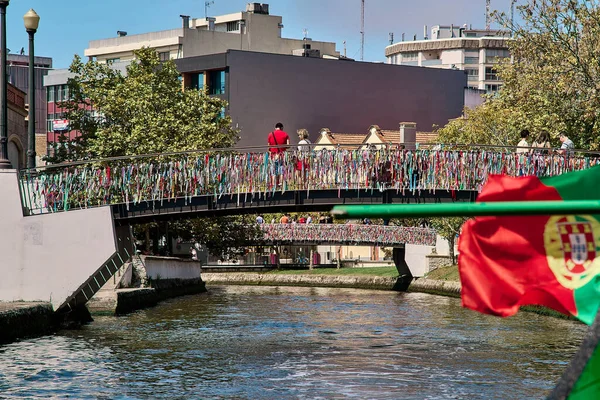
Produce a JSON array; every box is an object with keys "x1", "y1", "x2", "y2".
[{"x1": 52, "y1": 119, "x2": 69, "y2": 131}]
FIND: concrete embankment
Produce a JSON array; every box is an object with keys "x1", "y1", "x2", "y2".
[
  {"x1": 88, "y1": 256, "x2": 207, "y2": 315},
  {"x1": 0, "y1": 303, "x2": 55, "y2": 344},
  {"x1": 202, "y1": 273, "x2": 402, "y2": 290},
  {"x1": 202, "y1": 273, "x2": 462, "y2": 294}
]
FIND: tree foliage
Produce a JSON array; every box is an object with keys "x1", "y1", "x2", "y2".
[
  {"x1": 438, "y1": 0, "x2": 600, "y2": 149},
  {"x1": 429, "y1": 217, "x2": 469, "y2": 265},
  {"x1": 45, "y1": 48, "x2": 254, "y2": 255},
  {"x1": 168, "y1": 216, "x2": 262, "y2": 260},
  {"x1": 46, "y1": 47, "x2": 238, "y2": 162}
]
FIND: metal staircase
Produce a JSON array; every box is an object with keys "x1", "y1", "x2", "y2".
[{"x1": 57, "y1": 224, "x2": 135, "y2": 313}]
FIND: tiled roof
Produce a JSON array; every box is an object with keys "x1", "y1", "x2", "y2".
[
  {"x1": 416, "y1": 132, "x2": 439, "y2": 144},
  {"x1": 315, "y1": 130, "x2": 367, "y2": 149}
]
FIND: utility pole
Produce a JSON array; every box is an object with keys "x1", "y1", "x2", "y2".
[
  {"x1": 485, "y1": 0, "x2": 491, "y2": 30},
  {"x1": 343, "y1": 40, "x2": 347, "y2": 58},
  {"x1": 360, "y1": 0, "x2": 365, "y2": 61}
]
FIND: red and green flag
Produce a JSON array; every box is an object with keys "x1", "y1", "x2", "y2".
[
  {"x1": 458, "y1": 166, "x2": 600, "y2": 325},
  {"x1": 458, "y1": 166, "x2": 600, "y2": 398}
]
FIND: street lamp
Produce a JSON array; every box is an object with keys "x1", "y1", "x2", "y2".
[
  {"x1": 24, "y1": 8, "x2": 40, "y2": 170},
  {"x1": 0, "y1": 0, "x2": 11, "y2": 169}
]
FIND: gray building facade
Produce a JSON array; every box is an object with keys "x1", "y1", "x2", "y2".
[
  {"x1": 8, "y1": 53, "x2": 53, "y2": 136},
  {"x1": 176, "y1": 50, "x2": 466, "y2": 148}
]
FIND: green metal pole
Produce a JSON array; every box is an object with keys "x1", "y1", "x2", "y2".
[{"x1": 331, "y1": 200, "x2": 600, "y2": 219}]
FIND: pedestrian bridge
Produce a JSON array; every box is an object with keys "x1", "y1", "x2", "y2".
[
  {"x1": 4, "y1": 146, "x2": 598, "y2": 314},
  {"x1": 258, "y1": 223, "x2": 436, "y2": 246},
  {"x1": 19, "y1": 146, "x2": 598, "y2": 221}
]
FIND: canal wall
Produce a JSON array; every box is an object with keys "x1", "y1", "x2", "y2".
[
  {"x1": 88, "y1": 256, "x2": 207, "y2": 315},
  {"x1": 202, "y1": 273, "x2": 462, "y2": 294},
  {"x1": 0, "y1": 303, "x2": 56, "y2": 344}
]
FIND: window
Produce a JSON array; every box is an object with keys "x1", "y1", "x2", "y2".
[
  {"x1": 464, "y1": 52, "x2": 479, "y2": 64},
  {"x1": 208, "y1": 70, "x2": 225, "y2": 95},
  {"x1": 485, "y1": 66, "x2": 499, "y2": 81},
  {"x1": 47, "y1": 120, "x2": 53, "y2": 132},
  {"x1": 466, "y1": 68, "x2": 479, "y2": 81},
  {"x1": 486, "y1": 48, "x2": 510, "y2": 63},
  {"x1": 47, "y1": 87, "x2": 54, "y2": 102},
  {"x1": 190, "y1": 72, "x2": 204, "y2": 90},
  {"x1": 402, "y1": 52, "x2": 418, "y2": 62},
  {"x1": 159, "y1": 52, "x2": 170, "y2": 61},
  {"x1": 106, "y1": 58, "x2": 120, "y2": 64},
  {"x1": 226, "y1": 21, "x2": 239, "y2": 32},
  {"x1": 485, "y1": 84, "x2": 502, "y2": 93}
]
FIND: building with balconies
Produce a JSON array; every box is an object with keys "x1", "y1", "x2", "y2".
[
  {"x1": 385, "y1": 25, "x2": 510, "y2": 95},
  {"x1": 83, "y1": 3, "x2": 339, "y2": 64}
]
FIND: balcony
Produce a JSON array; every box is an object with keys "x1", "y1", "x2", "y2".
[
  {"x1": 464, "y1": 57, "x2": 480, "y2": 64},
  {"x1": 421, "y1": 59, "x2": 442, "y2": 66},
  {"x1": 467, "y1": 75, "x2": 479, "y2": 81},
  {"x1": 400, "y1": 61, "x2": 418, "y2": 66}
]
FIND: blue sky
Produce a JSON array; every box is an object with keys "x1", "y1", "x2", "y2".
[{"x1": 6, "y1": 0, "x2": 512, "y2": 69}]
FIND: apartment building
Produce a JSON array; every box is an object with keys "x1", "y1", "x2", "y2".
[
  {"x1": 83, "y1": 3, "x2": 339, "y2": 63},
  {"x1": 7, "y1": 53, "x2": 53, "y2": 137},
  {"x1": 385, "y1": 25, "x2": 510, "y2": 94}
]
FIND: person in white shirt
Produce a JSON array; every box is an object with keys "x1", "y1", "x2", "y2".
[
  {"x1": 558, "y1": 132, "x2": 574, "y2": 155},
  {"x1": 297, "y1": 129, "x2": 311, "y2": 152},
  {"x1": 516, "y1": 129, "x2": 530, "y2": 153}
]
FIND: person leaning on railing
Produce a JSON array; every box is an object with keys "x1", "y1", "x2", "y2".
[
  {"x1": 557, "y1": 132, "x2": 574, "y2": 155},
  {"x1": 531, "y1": 131, "x2": 551, "y2": 154}
]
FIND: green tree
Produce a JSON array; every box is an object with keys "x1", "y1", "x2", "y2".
[
  {"x1": 438, "y1": 0, "x2": 600, "y2": 149},
  {"x1": 46, "y1": 47, "x2": 238, "y2": 162},
  {"x1": 429, "y1": 217, "x2": 469, "y2": 265},
  {"x1": 168, "y1": 216, "x2": 262, "y2": 260},
  {"x1": 46, "y1": 48, "x2": 254, "y2": 255}
]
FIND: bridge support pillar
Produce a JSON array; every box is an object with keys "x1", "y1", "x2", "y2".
[{"x1": 392, "y1": 245, "x2": 413, "y2": 291}]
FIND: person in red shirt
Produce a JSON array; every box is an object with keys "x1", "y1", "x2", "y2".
[{"x1": 267, "y1": 123, "x2": 290, "y2": 154}]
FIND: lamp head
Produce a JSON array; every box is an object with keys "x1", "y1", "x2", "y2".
[
  {"x1": 23, "y1": 9, "x2": 40, "y2": 32},
  {"x1": 0, "y1": 1, "x2": 9, "y2": 8}
]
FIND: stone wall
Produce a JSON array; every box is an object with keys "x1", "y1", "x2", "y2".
[{"x1": 426, "y1": 254, "x2": 454, "y2": 273}]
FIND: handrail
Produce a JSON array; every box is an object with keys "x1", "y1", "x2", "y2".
[{"x1": 27, "y1": 142, "x2": 600, "y2": 172}]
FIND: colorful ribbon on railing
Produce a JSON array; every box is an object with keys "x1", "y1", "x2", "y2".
[
  {"x1": 259, "y1": 223, "x2": 437, "y2": 246},
  {"x1": 21, "y1": 149, "x2": 600, "y2": 213}
]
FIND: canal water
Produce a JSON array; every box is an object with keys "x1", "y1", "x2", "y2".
[{"x1": 0, "y1": 286, "x2": 586, "y2": 399}]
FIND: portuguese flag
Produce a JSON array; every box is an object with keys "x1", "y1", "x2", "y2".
[
  {"x1": 458, "y1": 166, "x2": 600, "y2": 325},
  {"x1": 459, "y1": 167, "x2": 600, "y2": 398}
]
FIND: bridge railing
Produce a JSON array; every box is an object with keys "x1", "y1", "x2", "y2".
[
  {"x1": 258, "y1": 223, "x2": 437, "y2": 246},
  {"x1": 19, "y1": 145, "x2": 600, "y2": 214}
]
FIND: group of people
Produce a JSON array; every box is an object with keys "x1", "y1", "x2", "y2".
[
  {"x1": 256, "y1": 213, "x2": 334, "y2": 224},
  {"x1": 267, "y1": 123, "x2": 312, "y2": 154},
  {"x1": 517, "y1": 129, "x2": 574, "y2": 155}
]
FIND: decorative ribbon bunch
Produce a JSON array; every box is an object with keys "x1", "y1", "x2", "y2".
[
  {"x1": 259, "y1": 223, "x2": 437, "y2": 246},
  {"x1": 21, "y1": 149, "x2": 599, "y2": 213}
]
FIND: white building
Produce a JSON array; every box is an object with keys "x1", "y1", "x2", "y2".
[
  {"x1": 84, "y1": 3, "x2": 339, "y2": 63},
  {"x1": 385, "y1": 25, "x2": 510, "y2": 94}
]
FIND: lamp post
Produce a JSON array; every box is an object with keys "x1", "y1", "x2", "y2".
[
  {"x1": 0, "y1": 0, "x2": 11, "y2": 169},
  {"x1": 24, "y1": 9, "x2": 40, "y2": 170}
]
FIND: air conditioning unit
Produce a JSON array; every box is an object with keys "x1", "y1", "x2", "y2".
[
  {"x1": 292, "y1": 48, "x2": 321, "y2": 58},
  {"x1": 246, "y1": 3, "x2": 262, "y2": 13}
]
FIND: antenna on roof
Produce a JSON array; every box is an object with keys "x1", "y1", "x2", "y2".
[
  {"x1": 485, "y1": 0, "x2": 491, "y2": 30},
  {"x1": 360, "y1": 0, "x2": 365, "y2": 61},
  {"x1": 510, "y1": 0, "x2": 517, "y2": 35},
  {"x1": 205, "y1": 0, "x2": 214, "y2": 19}
]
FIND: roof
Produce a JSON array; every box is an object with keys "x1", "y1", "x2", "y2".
[
  {"x1": 416, "y1": 132, "x2": 439, "y2": 144},
  {"x1": 315, "y1": 129, "x2": 367, "y2": 149}
]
